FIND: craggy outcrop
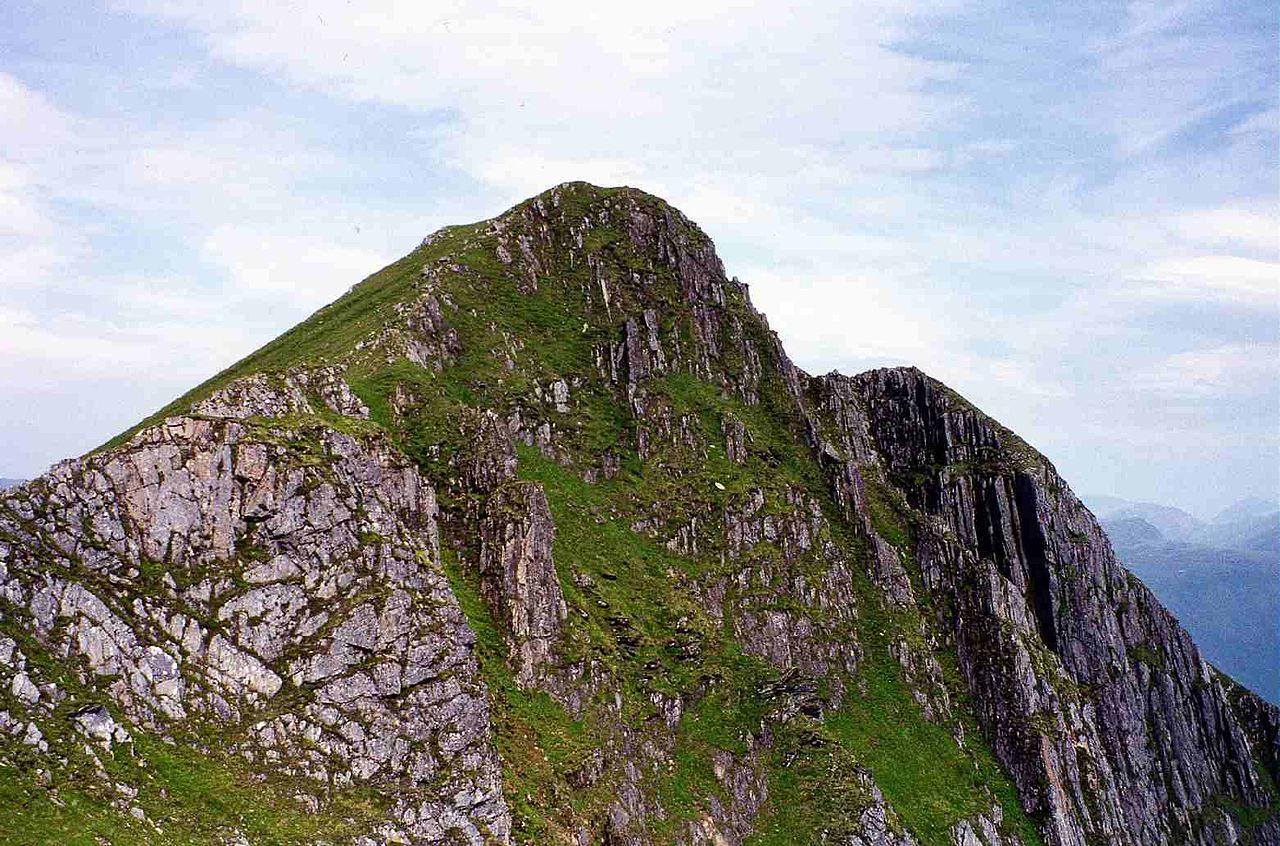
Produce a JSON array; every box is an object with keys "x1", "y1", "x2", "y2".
[
  {"x1": 0, "y1": 409, "x2": 509, "y2": 844},
  {"x1": 848, "y1": 366, "x2": 1278, "y2": 846},
  {"x1": 478, "y1": 482, "x2": 567, "y2": 689}
]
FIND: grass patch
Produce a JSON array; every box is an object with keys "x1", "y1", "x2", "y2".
[
  {"x1": 441, "y1": 547, "x2": 605, "y2": 843},
  {"x1": 0, "y1": 731, "x2": 387, "y2": 846}
]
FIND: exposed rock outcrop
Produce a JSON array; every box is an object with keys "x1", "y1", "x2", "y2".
[
  {"x1": 478, "y1": 482, "x2": 567, "y2": 689},
  {"x1": 0, "y1": 410, "x2": 509, "y2": 843},
  {"x1": 849, "y1": 366, "x2": 1277, "y2": 846}
]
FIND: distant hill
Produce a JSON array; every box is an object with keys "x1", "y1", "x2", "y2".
[
  {"x1": 1085, "y1": 494, "x2": 1278, "y2": 552},
  {"x1": 1090, "y1": 497, "x2": 1279, "y2": 704},
  {"x1": 1196, "y1": 511, "x2": 1279, "y2": 555},
  {"x1": 0, "y1": 478, "x2": 25, "y2": 490},
  {"x1": 1084, "y1": 495, "x2": 1207, "y2": 541},
  {"x1": 1101, "y1": 516, "x2": 1164, "y2": 548},
  {"x1": 1216, "y1": 496, "x2": 1280, "y2": 524}
]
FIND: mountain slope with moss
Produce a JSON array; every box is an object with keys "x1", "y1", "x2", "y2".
[{"x1": 1, "y1": 183, "x2": 1277, "y2": 846}]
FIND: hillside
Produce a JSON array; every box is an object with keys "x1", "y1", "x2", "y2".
[
  {"x1": 1, "y1": 183, "x2": 1277, "y2": 846},
  {"x1": 1096, "y1": 511, "x2": 1279, "y2": 704}
]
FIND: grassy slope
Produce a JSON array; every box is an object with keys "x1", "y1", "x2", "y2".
[
  {"x1": 19, "y1": 184, "x2": 1047, "y2": 844},
  {"x1": 354, "y1": 186, "x2": 1041, "y2": 843}
]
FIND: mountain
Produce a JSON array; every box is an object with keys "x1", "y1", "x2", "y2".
[
  {"x1": 1083, "y1": 495, "x2": 1208, "y2": 542},
  {"x1": 1217, "y1": 497, "x2": 1280, "y2": 526},
  {"x1": 1096, "y1": 514, "x2": 1279, "y2": 705},
  {"x1": 1, "y1": 183, "x2": 1276, "y2": 846},
  {"x1": 1087, "y1": 494, "x2": 1279, "y2": 553},
  {"x1": 1089, "y1": 496, "x2": 1279, "y2": 703},
  {"x1": 0, "y1": 478, "x2": 24, "y2": 490},
  {"x1": 1098, "y1": 515, "x2": 1165, "y2": 548},
  {"x1": 1196, "y1": 512, "x2": 1279, "y2": 556}
]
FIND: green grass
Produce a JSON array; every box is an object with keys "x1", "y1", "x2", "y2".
[
  {"x1": 505, "y1": 392, "x2": 1044, "y2": 845},
  {"x1": 0, "y1": 716, "x2": 387, "y2": 846},
  {"x1": 829, "y1": 658, "x2": 1036, "y2": 844},
  {"x1": 56, "y1": 181, "x2": 1060, "y2": 844},
  {"x1": 745, "y1": 716, "x2": 884, "y2": 845},
  {"x1": 442, "y1": 545, "x2": 608, "y2": 843},
  {"x1": 0, "y1": 570, "x2": 389, "y2": 846},
  {"x1": 0, "y1": 769, "x2": 148, "y2": 846},
  {"x1": 96, "y1": 220, "x2": 491, "y2": 453}
]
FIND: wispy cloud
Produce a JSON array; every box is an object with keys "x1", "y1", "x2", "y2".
[
  {"x1": 0, "y1": 0, "x2": 1275, "y2": 513},
  {"x1": 1130, "y1": 255, "x2": 1278, "y2": 308},
  {"x1": 1131, "y1": 343, "x2": 1279, "y2": 399},
  {"x1": 1172, "y1": 208, "x2": 1277, "y2": 254},
  {"x1": 201, "y1": 225, "x2": 387, "y2": 298}
]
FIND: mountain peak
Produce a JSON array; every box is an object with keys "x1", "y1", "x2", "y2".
[
  {"x1": 6, "y1": 185, "x2": 1279, "y2": 845},
  {"x1": 1215, "y1": 495, "x2": 1280, "y2": 524}
]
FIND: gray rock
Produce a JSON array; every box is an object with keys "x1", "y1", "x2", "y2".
[
  {"x1": 2, "y1": 183, "x2": 1276, "y2": 846},
  {"x1": 0, "y1": 409, "x2": 510, "y2": 842},
  {"x1": 9, "y1": 671, "x2": 39, "y2": 706},
  {"x1": 478, "y1": 483, "x2": 567, "y2": 689}
]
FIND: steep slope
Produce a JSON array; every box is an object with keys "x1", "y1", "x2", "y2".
[
  {"x1": 1, "y1": 183, "x2": 1276, "y2": 846},
  {"x1": 1100, "y1": 518, "x2": 1279, "y2": 704},
  {"x1": 853, "y1": 370, "x2": 1278, "y2": 844}
]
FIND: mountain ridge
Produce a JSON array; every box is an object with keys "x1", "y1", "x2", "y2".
[
  {"x1": 1086, "y1": 494, "x2": 1279, "y2": 552},
  {"x1": 1093, "y1": 507, "x2": 1279, "y2": 705},
  {"x1": 1, "y1": 182, "x2": 1277, "y2": 846}
]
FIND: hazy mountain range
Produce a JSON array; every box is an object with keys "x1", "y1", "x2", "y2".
[{"x1": 1087, "y1": 494, "x2": 1278, "y2": 704}]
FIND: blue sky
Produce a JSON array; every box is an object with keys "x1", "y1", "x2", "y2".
[{"x1": 0, "y1": 0, "x2": 1275, "y2": 516}]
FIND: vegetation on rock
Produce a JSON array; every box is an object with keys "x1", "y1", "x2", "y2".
[{"x1": 1, "y1": 183, "x2": 1276, "y2": 845}]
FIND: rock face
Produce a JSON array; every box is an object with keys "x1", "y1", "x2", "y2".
[
  {"x1": 851, "y1": 367, "x2": 1275, "y2": 846},
  {"x1": 0, "y1": 414, "x2": 508, "y2": 843},
  {"x1": 478, "y1": 481, "x2": 567, "y2": 689},
  {"x1": 1096, "y1": 506, "x2": 1280, "y2": 706},
  {"x1": 1, "y1": 182, "x2": 1276, "y2": 846}
]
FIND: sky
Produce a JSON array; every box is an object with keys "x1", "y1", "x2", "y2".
[{"x1": 0, "y1": 0, "x2": 1275, "y2": 518}]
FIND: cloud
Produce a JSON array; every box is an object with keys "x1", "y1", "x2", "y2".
[
  {"x1": 0, "y1": 1, "x2": 1273, "y2": 514},
  {"x1": 746, "y1": 270, "x2": 950, "y2": 368},
  {"x1": 1230, "y1": 105, "x2": 1278, "y2": 138},
  {"x1": 1130, "y1": 343, "x2": 1279, "y2": 399},
  {"x1": 0, "y1": 75, "x2": 77, "y2": 291},
  {"x1": 0, "y1": 69, "x2": 406, "y2": 454},
  {"x1": 0, "y1": 72, "x2": 406, "y2": 303},
  {"x1": 1131, "y1": 255, "x2": 1279, "y2": 308},
  {"x1": 472, "y1": 152, "x2": 650, "y2": 201},
  {"x1": 129, "y1": 136, "x2": 314, "y2": 193},
  {"x1": 1090, "y1": 0, "x2": 1274, "y2": 158},
  {"x1": 1173, "y1": 208, "x2": 1278, "y2": 254},
  {"x1": 117, "y1": 2, "x2": 956, "y2": 119},
  {"x1": 115, "y1": 1, "x2": 962, "y2": 219},
  {"x1": 202, "y1": 225, "x2": 388, "y2": 298},
  {"x1": 0, "y1": 72, "x2": 70, "y2": 155},
  {"x1": 0, "y1": 162, "x2": 52, "y2": 239},
  {"x1": 0, "y1": 302, "x2": 256, "y2": 380}
]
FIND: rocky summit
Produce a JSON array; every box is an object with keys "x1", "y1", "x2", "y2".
[{"x1": 0, "y1": 183, "x2": 1276, "y2": 846}]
